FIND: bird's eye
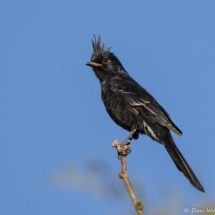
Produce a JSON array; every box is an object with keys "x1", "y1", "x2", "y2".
[{"x1": 102, "y1": 58, "x2": 109, "y2": 64}]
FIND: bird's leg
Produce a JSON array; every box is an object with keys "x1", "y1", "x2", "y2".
[{"x1": 121, "y1": 129, "x2": 137, "y2": 146}]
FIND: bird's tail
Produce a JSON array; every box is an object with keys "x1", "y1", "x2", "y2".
[{"x1": 163, "y1": 135, "x2": 205, "y2": 192}]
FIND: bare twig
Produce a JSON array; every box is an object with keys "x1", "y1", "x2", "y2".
[{"x1": 112, "y1": 140, "x2": 144, "y2": 215}]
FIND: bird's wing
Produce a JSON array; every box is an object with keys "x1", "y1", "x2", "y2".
[{"x1": 111, "y1": 76, "x2": 182, "y2": 136}]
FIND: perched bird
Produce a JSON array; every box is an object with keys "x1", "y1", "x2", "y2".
[{"x1": 85, "y1": 35, "x2": 204, "y2": 192}]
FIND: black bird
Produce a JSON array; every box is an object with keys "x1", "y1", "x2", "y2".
[{"x1": 85, "y1": 36, "x2": 204, "y2": 192}]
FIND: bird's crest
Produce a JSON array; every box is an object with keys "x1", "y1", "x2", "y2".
[{"x1": 92, "y1": 35, "x2": 111, "y2": 54}]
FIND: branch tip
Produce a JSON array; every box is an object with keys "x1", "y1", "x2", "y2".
[{"x1": 112, "y1": 140, "x2": 119, "y2": 148}]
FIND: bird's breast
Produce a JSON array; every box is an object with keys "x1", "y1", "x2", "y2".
[{"x1": 101, "y1": 85, "x2": 144, "y2": 132}]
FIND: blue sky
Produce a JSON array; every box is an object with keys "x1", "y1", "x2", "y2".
[{"x1": 1, "y1": 1, "x2": 215, "y2": 214}]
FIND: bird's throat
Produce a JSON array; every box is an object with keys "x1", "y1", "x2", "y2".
[{"x1": 93, "y1": 68, "x2": 113, "y2": 85}]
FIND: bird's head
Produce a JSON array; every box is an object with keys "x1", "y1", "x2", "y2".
[{"x1": 86, "y1": 35, "x2": 128, "y2": 84}]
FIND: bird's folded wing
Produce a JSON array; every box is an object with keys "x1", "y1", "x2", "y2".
[{"x1": 111, "y1": 76, "x2": 182, "y2": 136}]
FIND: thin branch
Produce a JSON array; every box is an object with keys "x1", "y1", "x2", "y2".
[{"x1": 112, "y1": 140, "x2": 144, "y2": 215}]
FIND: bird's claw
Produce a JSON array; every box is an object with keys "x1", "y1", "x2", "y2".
[
  {"x1": 117, "y1": 145, "x2": 131, "y2": 159},
  {"x1": 112, "y1": 140, "x2": 131, "y2": 159}
]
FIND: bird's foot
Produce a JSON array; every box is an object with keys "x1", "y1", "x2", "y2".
[
  {"x1": 112, "y1": 140, "x2": 131, "y2": 159},
  {"x1": 112, "y1": 130, "x2": 136, "y2": 158}
]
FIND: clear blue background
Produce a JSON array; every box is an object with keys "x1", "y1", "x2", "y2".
[{"x1": 0, "y1": 1, "x2": 215, "y2": 214}]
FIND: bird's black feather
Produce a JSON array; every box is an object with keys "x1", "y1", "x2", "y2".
[{"x1": 86, "y1": 36, "x2": 204, "y2": 192}]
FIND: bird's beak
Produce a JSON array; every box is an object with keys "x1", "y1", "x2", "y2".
[{"x1": 85, "y1": 62, "x2": 103, "y2": 67}]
